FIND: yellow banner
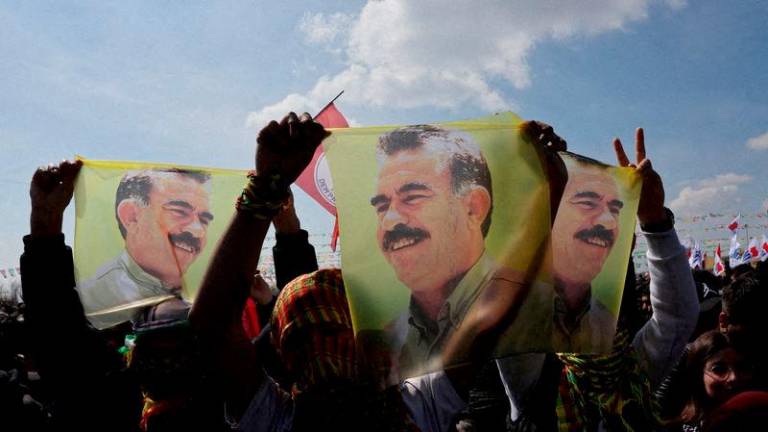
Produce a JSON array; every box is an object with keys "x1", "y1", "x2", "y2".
[{"x1": 73, "y1": 157, "x2": 247, "y2": 329}]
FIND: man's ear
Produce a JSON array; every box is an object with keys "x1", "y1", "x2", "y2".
[
  {"x1": 464, "y1": 187, "x2": 492, "y2": 229},
  {"x1": 718, "y1": 311, "x2": 729, "y2": 334},
  {"x1": 117, "y1": 199, "x2": 141, "y2": 234}
]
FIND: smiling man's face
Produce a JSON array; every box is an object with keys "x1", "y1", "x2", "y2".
[
  {"x1": 125, "y1": 173, "x2": 213, "y2": 287},
  {"x1": 371, "y1": 149, "x2": 476, "y2": 296},
  {"x1": 551, "y1": 164, "x2": 623, "y2": 286}
]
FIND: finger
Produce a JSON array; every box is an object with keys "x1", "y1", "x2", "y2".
[
  {"x1": 60, "y1": 160, "x2": 82, "y2": 183},
  {"x1": 613, "y1": 138, "x2": 630, "y2": 167},
  {"x1": 287, "y1": 112, "x2": 300, "y2": 138},
  {"x1": 636, "y1": 158, "x2": 652, "y2": 174},
  {"x1": 635, "y1": 128, "x2": 646, "y2": 164},
  {"x1": 279, "y1": 113, "x2": 295, "y2": 127},
  {"x1": 257, "y1": 120, "x2": 281, "y2": 145},
  {"x1": 299, "y1": 112, "x2": 312, "y2": 123}
]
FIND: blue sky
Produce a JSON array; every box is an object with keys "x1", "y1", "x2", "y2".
[{"x1": 1, "y1": 0, "x2": 767, "y2": 266}]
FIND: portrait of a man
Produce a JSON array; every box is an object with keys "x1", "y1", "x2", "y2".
[
  {"x1": 370, "y1": 125, "x2": 531, "y2": 376},
  {"x1": 78, "y1": 168, "x2": 213, "y2": 329},
  {"x1": 551, "y1": 154, "x2": 624, "y2": 352}
]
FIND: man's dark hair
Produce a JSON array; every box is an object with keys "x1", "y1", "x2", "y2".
[
  {"x1": 721, "y1": 274, "x2": 767, "y2": 328},
  {"x1": 115, "y1": 168, "x2": 211, "y2": 238},
  {"x1": 377, "y1": 125, "x2": 493, "y2": 237}
]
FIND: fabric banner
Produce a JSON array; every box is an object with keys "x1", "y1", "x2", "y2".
[
  {"x1": 73, "y1": 158, "x2": 248, "y2": 330},
  {"x1": 324, "y1": 113, "x2": 641, "y2": 377}
]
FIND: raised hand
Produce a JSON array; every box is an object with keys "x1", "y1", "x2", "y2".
[
  {"x1": 30, "y1": 159, "x2": 83, "y2": 236},
  {"x1": 521, "y1": 120, "x2": 568, "y2": 222},
  {"x1": 255, "y1": 112, "x2": 330, "y2": 185},
  {"x1": 613, "y1": 128, "x2": 666, "y2": 225}
]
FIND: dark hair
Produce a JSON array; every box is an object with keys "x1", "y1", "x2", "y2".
[
  {"x1": 678, "y1": 330, "x2": 750, "y2": 424},
  {"x1": 114, "y1": 168, "x2": 211, "y2": 238},
  {"x1": 721, "y1": 275, "x2": 767, "y2": 329},
  {"x1": 377, "y1": 125, "x2": 493, "y2": 237}
]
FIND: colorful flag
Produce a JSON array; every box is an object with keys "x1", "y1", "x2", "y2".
[
  {"x1": 713, "y1": 244, "x2": 725, "y2": 276},
  {"x1": 689, "y1": 241, "x2": 703, "y2": 269},
  {"x1": 748, "y1": 237, "x2": 760, "y2": 259},
  {"x1": 729, "y1": 234, "x2": 741, "y2": 264},
  {"x1": 727, "y1": 214, "x2": 741, "y2": 233},
  {"x1": 760, "y1": 235, "x2": 768, "y2": 262}
]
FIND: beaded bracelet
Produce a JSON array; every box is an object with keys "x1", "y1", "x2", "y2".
[{"x1": 236, "y1": 172, "x2": 291, "y2": 220}]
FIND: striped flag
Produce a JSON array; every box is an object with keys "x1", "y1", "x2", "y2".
[{"x1": 713, "y1": 244, "x2": 725, "y2": 276}]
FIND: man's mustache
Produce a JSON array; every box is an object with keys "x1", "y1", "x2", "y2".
[
  {"x1": 382, "y1": 223, "x2": 430, "y2": 252},
  {"x1": 574, "y1": 225, "x2": 615, "y2": 248},
  {"x1": 168, "y1": 232, "x2": 202, "y2": 255}
]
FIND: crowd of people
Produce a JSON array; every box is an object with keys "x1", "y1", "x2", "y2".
[{"x1": 2, "y1": 113, "x2": 766, "y2": 431}]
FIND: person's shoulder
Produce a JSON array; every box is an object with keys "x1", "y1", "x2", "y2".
[{"x1": 78, "y1": 253, "x2": 126, "y2": 292}]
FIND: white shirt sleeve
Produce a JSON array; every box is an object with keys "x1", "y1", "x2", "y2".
[{"x1": 633, "y1": 228, "x2": 699, "y2": 387}]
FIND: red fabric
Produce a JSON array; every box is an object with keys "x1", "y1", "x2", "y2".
[
  {"x1": 294, "y1": 103, "x2": 349, "y2": 216},
  {"x1": 241, "y1": 298, "x2": 262, "y2": 340},
  {"x1": 314, "y1": 103, "x2": 350, "y2": 129},
  {"x1": 331, "y1": 216, "x2": 340, "y2": 252},
  {"x1": 293, "y1": 102, "x2": 349, "y2": 249}
]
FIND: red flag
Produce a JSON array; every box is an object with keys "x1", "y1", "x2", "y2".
[
  {"x1": 294, "y1": 100, "x2": 349, "y2": 251},
  {"x1": 713, "y1": 244, "x2": 725, "y2": 276},
  {"x1": 727, "y1": 214, "x2": 741, "y2": 232},
  {"x1": 748, "y1": 237, "x2": 760, "y2": 259}
]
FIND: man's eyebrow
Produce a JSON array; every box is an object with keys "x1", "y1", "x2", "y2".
[
  {"x1": 164, "y1": 200, "x2": 193, "y2": 210},
  {"x1": 608, "y1": 199, "x2": 624, "y2": 210},
  {"x1": 200, "y1": 211, "x2": 214, "y2": 222},
  {"x1": 572, "y1": 191, "x2": 601, "y2": 200},
  {"x1": 398, "y1": 182, "x2": 431, "y2": 194},
  {"x1": 370, "y1": 194, "x2": 389, "y2": 207}
]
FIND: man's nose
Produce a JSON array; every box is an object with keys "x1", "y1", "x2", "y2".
[
  {"x1": 595, "y1": 206, "x2": 617, "y2": 229},
  {"x1": 185, "y1": 217, "x2": 207, "y2": 238},
  {"x1": 382, "y1": 203, "x2": 408, "y2": 230}
]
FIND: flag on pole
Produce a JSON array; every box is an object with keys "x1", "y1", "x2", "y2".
[
  {"x1": 713, "y1": 244, "x2": 725, "y2": 276},
  {"x1": 760, "y1": 234, "x2": 768, "y2": 262},
  {"x1": 748, "y1": 237, "x2": 760, "y2": 260},
  {"x1": 727, "y1": 214, "x2": 741, "y2": 233},
  {"x1": 293, "y1": 93, "x2": 350, "y2": 251},
  {"x1": 728, "y1": 234, "x2": 741, "y2": 264},
  {"x1": 689, "y1": 241, "x2": 703, "y2": 269}
]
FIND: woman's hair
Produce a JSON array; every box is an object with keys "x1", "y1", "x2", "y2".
[{"x1": 678, "y1": 330, "x2": 747, "y2": 424}]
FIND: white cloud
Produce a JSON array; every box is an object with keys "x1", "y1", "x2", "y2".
[
  {"x1": 247, "y1": 0, "x2": 682, "y2": 127},
  {"x1": 299, "y1": 12, "x2": 355, "y2": 45},
  {"x1": 746, "y1": 131, "x2": 768, "y2": 150},
  {"x1": 669, "y1": 173, "x2": 752, "y2": 216}
]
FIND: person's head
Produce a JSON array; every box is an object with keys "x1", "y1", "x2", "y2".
[
  {"x1": 115, "y1": 169, "x2": 213, "y2": 287},
  {"x1": 680, "y1": 330, "x2": 758, "y2": 423},
  {"x1": 270, "y1": 269, "x2": 357, "y2": 392},
  {"x1": 370, "y1": 126, "x2": 492, "y2": 295},
  {"x1": 720, "y1": 275, "x2": 768, "y2": 335},
  {"x1": 551, "y1": 154, "x2": 623, "y2": 287}
]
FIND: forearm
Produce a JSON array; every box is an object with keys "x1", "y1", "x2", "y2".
[
  {"x1": 633, "y1": 227, "x2": 698, "y2": 387},
  {"x1": 189, "y1": 211, "x2": 271, "y2": 417},
  {"x1": 191, "y1": 211, "x2": 270, "y2": 334}
]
